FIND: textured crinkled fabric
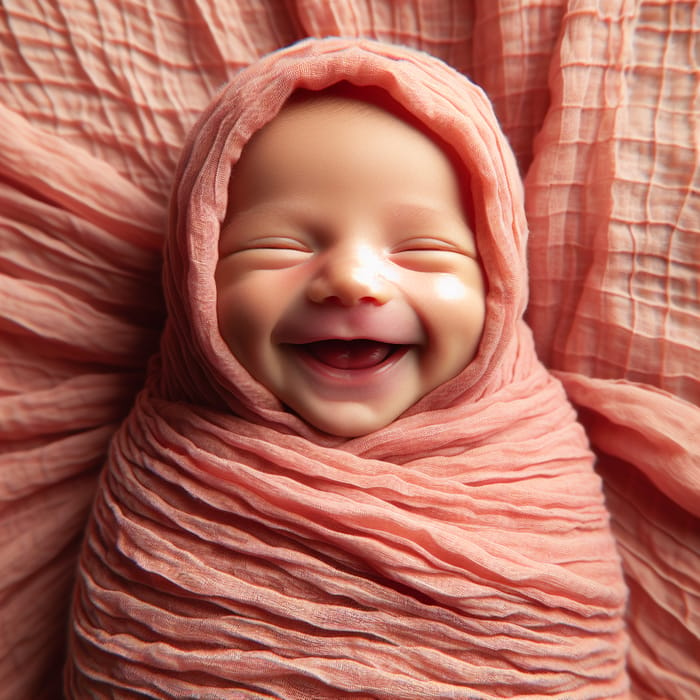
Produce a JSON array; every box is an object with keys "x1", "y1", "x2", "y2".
[
  {"x1": 1, "y1": 2, "x2": 698, "y2": 699},
  {"x1": 64, "y1": 38, "x2": 629, "y2": 698}
]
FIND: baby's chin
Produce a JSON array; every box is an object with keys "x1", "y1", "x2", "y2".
[
  {"x1": 266, "y1": 346, "x2": 432, "y2": 438},
  {"x1": 283, "y1": 399, "x2": 407, "y2": 438}
]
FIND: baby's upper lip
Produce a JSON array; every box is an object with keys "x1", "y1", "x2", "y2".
[{"x1": 273, "y1": 302, "x2": 425, "y2": 346}]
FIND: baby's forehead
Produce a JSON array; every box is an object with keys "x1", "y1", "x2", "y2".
[
  {"x1": 221, "y1": 88, "x2": 475, "y2": 254},
  {"x1": 228, "y1": 98, "x2": 463, "y2": 207},
  {"x1": 238, "y1": 89, "x2": 412, "y2": 159},
  {"x1": 255, "y1": 84, "x2": 456, "y2": 157}
]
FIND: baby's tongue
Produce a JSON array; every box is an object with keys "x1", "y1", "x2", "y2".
[{"x1": 306, "y1": 340, "x2": 394, "y2": 369}]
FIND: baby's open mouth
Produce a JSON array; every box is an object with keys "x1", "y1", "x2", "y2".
[{"x1": 301, "y1": 339, "x2": 401, "y2": 370}]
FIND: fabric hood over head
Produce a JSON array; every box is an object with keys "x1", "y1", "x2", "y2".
[{"x1": 160, "y1": 37, "x2": 528, "y2": 432}]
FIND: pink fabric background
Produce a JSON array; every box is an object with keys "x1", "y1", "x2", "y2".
[
  {"x1": 0, "y1": 1, "x2": 698, "y2": 698},
  {"x1": 64, "y1": 37, "x2": 628, "y2": 697}
]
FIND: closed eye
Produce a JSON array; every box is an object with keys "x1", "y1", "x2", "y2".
[
  {"x1": 235, "y1": 236, "x2": 313, "y2": 253},
  {"x1": 219, "y1": 236, "x2": 313, "y2": 270},
  {"x1": 390, "y1": 238, "x2": 479, "y2": 272},
  {"x1": 393, "y1": 237, "x2": 475, "y2": 254}
]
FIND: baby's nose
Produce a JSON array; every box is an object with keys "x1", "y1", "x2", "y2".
[{"x1": 307, "y1": 243, "x2": 393, "y2": 306}]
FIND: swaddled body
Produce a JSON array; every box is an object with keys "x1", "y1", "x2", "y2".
[{"x1": 66, "y1": 39, "x2": 629, "y2": 698}]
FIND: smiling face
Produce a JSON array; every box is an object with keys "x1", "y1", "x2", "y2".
[{"x1": 215, "y1": 94, "x2": 486, "y2": 437}]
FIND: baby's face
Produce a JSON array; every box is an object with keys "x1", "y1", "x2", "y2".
[{"x1": 216, "y1": 96, "x2": 485, "y2": 437}]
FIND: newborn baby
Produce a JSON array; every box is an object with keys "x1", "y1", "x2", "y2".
[
  {"x1": 216, "y1": 86, "x2": 485, "y2": 438},
  {"x1": 66, "y1": 39, "x2": 629, "y2": 698}
]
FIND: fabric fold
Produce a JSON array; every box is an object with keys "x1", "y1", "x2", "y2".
[
  {"x1": 555, "y1": 372, "x2": 700, "y2": 519},
  {"x1": 0, "y1": 106, "x2": 165, "y2": 700}
]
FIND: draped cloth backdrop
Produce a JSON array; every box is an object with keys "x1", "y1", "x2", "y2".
[{"x1": 0, "y1": 2, "x2": 698, "y2": 698}]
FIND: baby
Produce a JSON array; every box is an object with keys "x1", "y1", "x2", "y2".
[
  {"x1": 66, "y1": 39, "x2": 629, "y2": 698},
  {"x1": 216, "y1": 86, "x2": 485, "y2": 438}
]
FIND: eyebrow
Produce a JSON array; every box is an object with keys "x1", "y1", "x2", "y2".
[
  {"x1": 386, "y1": 200, "x2": 462, "y2": 221},
  {"x1": 231, "y1": 198, "x2": 461, "y2": 219},
  {"x1": 385, "y1": 201, "x2": 477, "y2": 250},
  {"x1": 225, "y1": 200, "x2": 316, "y2": 224}
]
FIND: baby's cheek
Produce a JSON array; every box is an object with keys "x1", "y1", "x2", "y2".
[
  {"x1": 420, "y1": 274, "x2": 486, "y2": 378},
  {"x1": 433, "y1": 273, "x2": 473, "y2": 303},
  {"x1": 216, "y1": 287, "x2": 253, "y2": 352}
]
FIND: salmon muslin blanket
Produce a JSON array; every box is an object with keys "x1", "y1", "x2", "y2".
[
  {"x1": 65, "y1": 38, "x2": 629, "y2": 698},
  {"x1": 2, "y1": 3, "x2": 699, "y2": 699}
]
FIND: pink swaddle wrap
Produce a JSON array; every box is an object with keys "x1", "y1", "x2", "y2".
[{"x1": 66, "y1": 38, "x2": 629, "y2": 698}]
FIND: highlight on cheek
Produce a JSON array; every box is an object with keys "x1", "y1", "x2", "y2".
[{"x1": 434, "y1": 273, "x2": 468, "y2": 301}]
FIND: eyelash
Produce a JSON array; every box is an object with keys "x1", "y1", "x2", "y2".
[
  {"x1": 392, "y1": 240, "x2": 461, "y2": 253},
  {"x1": 237, "y1": 237, "x2": 312, "y2": 253}
]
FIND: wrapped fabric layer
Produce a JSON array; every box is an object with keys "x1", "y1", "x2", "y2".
[{"x1": 65, "y1": 38, "x2": 629, "y2": 698}]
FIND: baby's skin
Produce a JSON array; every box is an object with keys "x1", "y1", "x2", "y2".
[{"x1": 216, "y1": 94, "x2": 486, "y2": 437}]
